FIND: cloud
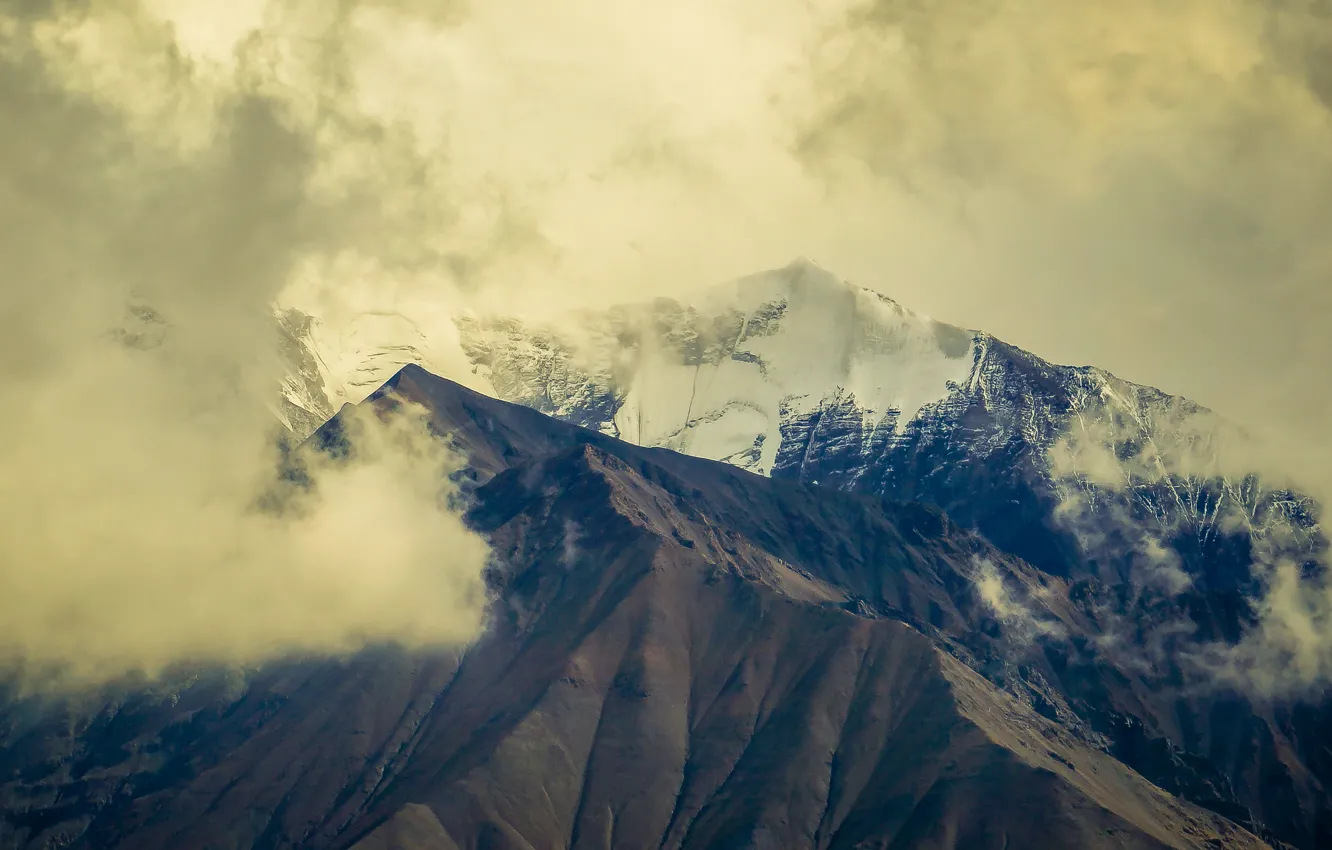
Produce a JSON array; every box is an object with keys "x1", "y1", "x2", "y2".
[
  {"x1": 1046, "y1": 379, "x2": 1205, "y2": 597},
  {"x1": 1042, "y1": 375, "x2": 1331, "y2": 695},
  {"x1": 559, "y1": 520, "x2": 582, "y2": 570},
  {"x1": 0, "y1": 2, "x2": 491, "y2": 688},
  {"x1": 1216, "y1": 559, "x2": 1332, "y2": 695},
  {"x1": 972, "y1": 558, "x2": 1064, "y2": 644},
  {"x1": 3, "y1": 0, "x2": 1330, "y2": 690}
]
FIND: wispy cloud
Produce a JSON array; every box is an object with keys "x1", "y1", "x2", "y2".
[
  {"x1": 1042, "y1": 376, "x2": 1330, "y2": 695},
  {"x1": 971, "y1": 557, "x2": 1065, "y2": 645}
]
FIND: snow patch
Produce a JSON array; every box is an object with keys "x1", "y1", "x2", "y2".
[
  {"x1": 607, "y1": 259, "x2": 977, "y2": 472},
  {"x1": 302, "y1": 310, "x2": 496, "y2": 408}
]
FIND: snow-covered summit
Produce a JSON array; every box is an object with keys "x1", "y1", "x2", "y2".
[{"x1": 454, "y1": 258, "x2": 978, "y2": 474}]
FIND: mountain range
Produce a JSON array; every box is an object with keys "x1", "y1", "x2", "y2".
[
  {"x1": 281, "y1": 258, "x2": 1318, "y2": 583},
  {"x1": 1, "y1": 259, "x2": 1327, "y2": 849}
]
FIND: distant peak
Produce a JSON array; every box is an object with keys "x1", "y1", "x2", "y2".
[
  {"x1": 776, "y1": 258, "x2": 917, "y2": 314},
  {"x1": 783, "y1": 255, "x2": 827, "y2": 273},
  {"x1": 781, "y1": 256, "x2": 844, "y2": 289},
  {"x1": 692, "y1": 257, "x2": 890, "y2": 318}
]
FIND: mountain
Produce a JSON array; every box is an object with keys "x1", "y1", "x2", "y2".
[
  {"x1": 282, "y1": 258, "x2": 1318, "y2": 580},
  {"x1": 0, "y1": 369, "x2": 1276, "y2": 849},
  {"x1": 272, "y1": 260, "x2": 1329, "y2": 847}
]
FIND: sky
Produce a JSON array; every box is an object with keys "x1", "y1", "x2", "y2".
[{"x1": 1, "y1": 0, "x2": 1330, "y2": 683}]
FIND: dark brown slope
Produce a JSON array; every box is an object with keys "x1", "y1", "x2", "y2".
[
  {"x1": 344, "y1": 448, "x2": 1260, "y2": 850},
  {"x1": 350, "y1": 805, "x2": 456, "y2": 850},
  {"x1": 340, "y1": 439, "x2": 1263, "y2": 850},
  {"x1": 0, "y1": 367, "x2": 1266, "y2": 850}
]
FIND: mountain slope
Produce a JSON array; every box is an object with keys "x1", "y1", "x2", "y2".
[
  {"x1": 279, "y1": 262, "x2": 1330, "y2": 840},
  {"x1": 372, "y1": 367, "x2": 1332, "y2": 850},
  {"x1": 0, "y1": 368, "x2": 1270, "y2": 850}
]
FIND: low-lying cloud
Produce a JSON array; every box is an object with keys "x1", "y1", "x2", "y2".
[
  {"x1": 1044, "y1": 378, "x2": 1330, "y2": 696},
  {"x1": 0, "y1": 394, "x2": 490, "y2": 686},
  {"x1": 972, "y1": 558, "x2": 1065, "y2": 645},
  {"x1": 0, "y1": 2, "x2": 491, "y2": 688}
]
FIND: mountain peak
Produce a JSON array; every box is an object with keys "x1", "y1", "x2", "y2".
[
  {"x1": 781, "y1": 254, "x2": 832, "y2": 277},
  {"x1": 683, "y1": 257, "x2": 920, "y2": 328},
  {"x1": 780, "y1": 255, "x2": 855, "y2": 296},
  {"x1": 712, "y1": 256, "x2": 857, "y2": 308}
]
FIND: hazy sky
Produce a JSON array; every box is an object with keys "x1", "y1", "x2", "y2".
[
  {"x1": 2, "y1": 0, "x2": 1330, "y2": 681},
  {"x1": 12, "y1": 0, "x2": 1328, "y2": 441}
]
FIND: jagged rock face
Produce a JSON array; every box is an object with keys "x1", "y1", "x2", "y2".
[{"x1": 0, "y1": 372, "x2": 1275, "y2": 850}]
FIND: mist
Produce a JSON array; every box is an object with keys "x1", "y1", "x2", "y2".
[
  {"x1": 2, "y1": 0, "x2": 1329, "y2": 686},
  {"x1": 0, "y1": 1, "x2": 491, "y2": 687},
  {"x1": 1045, "y1": 379, "x2": 1330, "y2": 696}
]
